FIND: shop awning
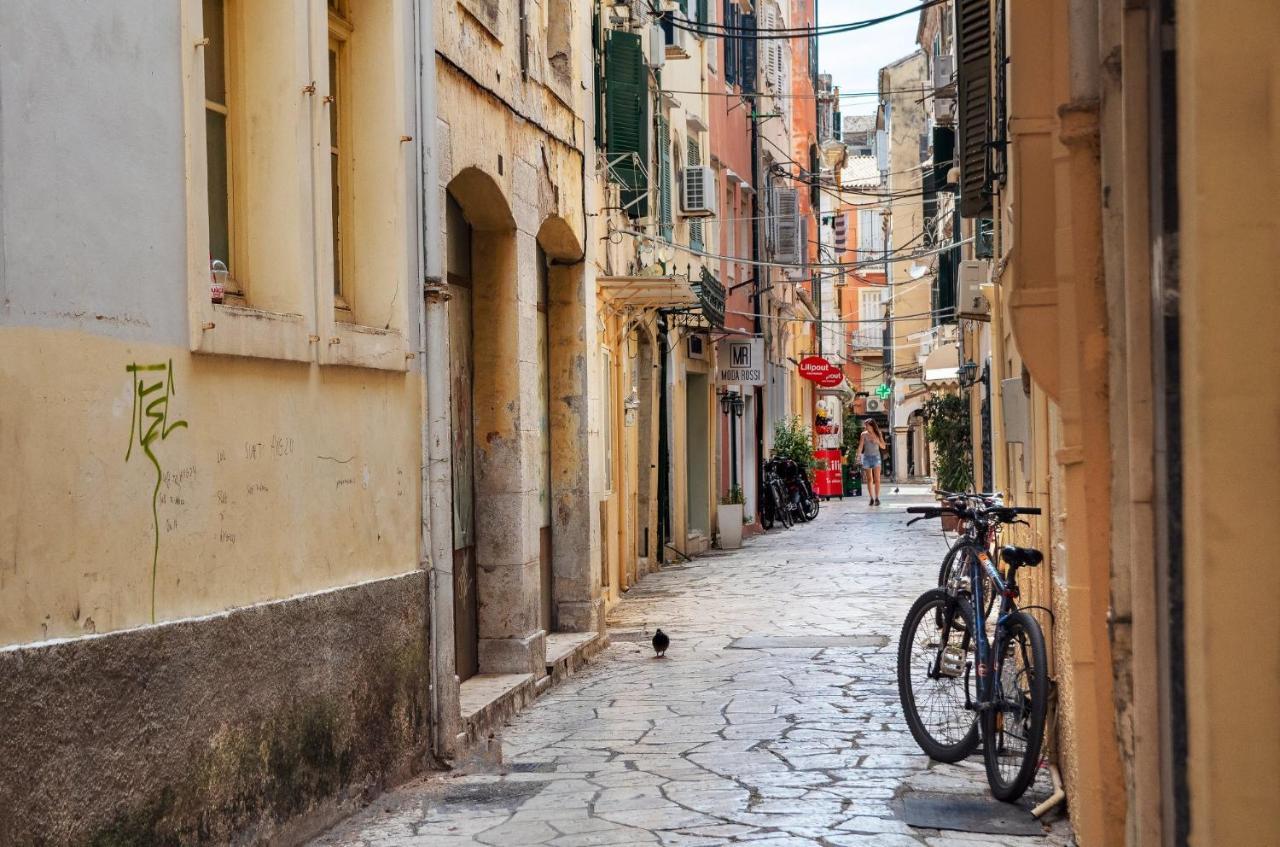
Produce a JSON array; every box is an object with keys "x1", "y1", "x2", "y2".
[{"x1": 598, "y1": 274, "x2": 698, "y2": 309}]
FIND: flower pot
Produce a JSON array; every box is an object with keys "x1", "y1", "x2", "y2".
[
  {"x1": 717, "y1": 504, "x2": 744, "y2": 549},
  {"x1": 941, "y1": 512, "x2": 962, "y2": 532}
]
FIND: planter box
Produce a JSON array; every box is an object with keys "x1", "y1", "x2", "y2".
[
  {"x1": 717, "y1": 504, "x2": 744, "y2": 549},
  {"x1": 941, "y1": 512, "x2": 962, "y2": 532}
]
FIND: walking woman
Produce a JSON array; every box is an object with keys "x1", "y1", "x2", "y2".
[{"x1": 859, "y1": 419, "x2": 887, "y2": 506}]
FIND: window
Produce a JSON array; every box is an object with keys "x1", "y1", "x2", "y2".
[
  {"x1": 687, "y1": 137, "x2": 704, "y2": 252},
  {"x1": 185, "y1": 0, "x2": 411, "y2": 369},
  {"x1": 328, "y1": 0, "x2": 351, "y2": 305},
  {"x1": 857, "y1": 288, "x2": 886, "y2": 348},
  {"x1": 658, "y1": 116, "x2": 673, "y2": 241},
  {"x1": 203, "y1": 0, "x2": 233, "y2": 287},
  {"x1": 604, "y1": 30, "x2": 649, "y2": 217}
]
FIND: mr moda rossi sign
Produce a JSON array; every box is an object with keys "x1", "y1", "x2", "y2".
[
  {"x1": 716, "y1": 337, "x2": 766, "y2": 386},
  {"x1": 798, "y1": 356, "x2": 836, "y2": 383}
]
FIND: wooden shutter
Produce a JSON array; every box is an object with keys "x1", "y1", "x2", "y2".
[
  {"x1": 605, "y1": 30, "x2": 649, "y2": 218},
  {"x1": 955, "y1": 0, "x2": 992, "y2": 218},
  {"x1": 658, "y1": 115, "x2": 672, "y2": 239},
  {"x1": 687, "y1": 137, "x2": 704, "y2": 249},
  {"x1": 773, "y1": 186, "x2": 799, "y2": 264},
  {"x1": 740, "y1": 11, "x2": 757, "y2": 93}
]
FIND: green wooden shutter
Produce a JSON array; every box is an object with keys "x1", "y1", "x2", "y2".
[
  {"x1": 696, "y1": 0, "x2": 708, "y2": 27},
  {"x1": 658, "y1": 115, "x2": 672, "y2": 241},
  {"x1": 605, "y1": 30, "x2": 649, "y2": 218},
  {"x1": 956, "y1": 0, "x2": 992, "y2": 218}
]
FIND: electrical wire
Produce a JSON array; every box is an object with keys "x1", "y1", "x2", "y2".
[
  {"x1": 611, "y1": 226, "x2": 972, "y2": 271},
  {"x1": 648, "y1": 1, "x2": 945, "y2": 39}
]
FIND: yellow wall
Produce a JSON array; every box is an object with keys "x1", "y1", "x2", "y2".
[
  {"x1": 1178, "y1": 1, "x2": 1280, "y2": 843},
  {"x1": 0, "y1": 329, "x2": 421, "y2": 645}
]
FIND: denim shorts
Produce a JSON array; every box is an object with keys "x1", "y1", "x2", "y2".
[{"x1": 860, "y1": 454, "x2": 881, "y2": 470}]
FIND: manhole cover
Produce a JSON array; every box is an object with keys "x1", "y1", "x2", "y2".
[
  {"x1": 431, "y1": 780, "x2": 548, "y2": 811},
  {"x1": 727, "y1": 635, "x2": 889, "y2": 650},
  {"x1": 899, "y1": 791, "x2": 1044, "y2": 836}
]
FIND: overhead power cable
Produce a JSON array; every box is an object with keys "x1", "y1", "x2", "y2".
[{"x1": 648, "y1": 1, "x2": 945, "y2": 39}]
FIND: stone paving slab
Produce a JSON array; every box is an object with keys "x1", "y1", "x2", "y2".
[{"x1": 310, "y1": 492, "x2": 1075, "y2": 847}]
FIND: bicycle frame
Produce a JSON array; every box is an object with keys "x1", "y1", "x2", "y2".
[{"x1": 962, "y1": 544, "x2": 1019, "y2": 711}]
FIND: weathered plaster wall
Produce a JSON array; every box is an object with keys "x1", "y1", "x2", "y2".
[
  {"x1": 0, "y1": 571, "x2": 429, "y2": 846},
  {"x1": 0, "y1": 329, "x2": 421, "y2": 644}
]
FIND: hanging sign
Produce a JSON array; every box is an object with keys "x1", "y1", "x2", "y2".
[
  {"x1": 817, "y1": 369, "x2": 844, "y2": 388},
  {"x1": 798, "y1": 355, "x2": 835, "y2": 383},
  {"x1": 876, "y1": 383, "x2": 892, "y2": 399},
  {"x1": 716, "y1": 337, "x2": 766, "y2": 386}
]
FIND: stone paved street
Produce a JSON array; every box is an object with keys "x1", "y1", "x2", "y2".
[{"x1": 311, "y1": 489, "x2": 1074, "y2": 846}]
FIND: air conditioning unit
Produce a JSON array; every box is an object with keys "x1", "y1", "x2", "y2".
[
  {"x1": 864, "y1": 396, "x2": 885, "y2": 414},
  {"x1": 957, "y1": 259, "x2": 992, "y2": 321},
  {"x1": 932, "y1": 54, "x2": 955, "y2": 91},
  {"x1": 680, "y1": 166, "x2": 716, "y2": 216},
  {"x1": 646, "y1": 22, "x2": 665, "y2": 68}
]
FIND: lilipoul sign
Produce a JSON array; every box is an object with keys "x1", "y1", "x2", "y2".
[
  {"x1": 716, "y1": 337, "x2": 765, "y2": 386},
  {"x1": 798, "y1": 355, "x2": 843, "y2": 387}
]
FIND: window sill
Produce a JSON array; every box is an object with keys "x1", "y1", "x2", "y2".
[
  {"x1": 321, "y1": 321, "x2": 411, "y2": 372},
  {"x1": 192, "y1": 303, "x2": 314, "y2": 363}
]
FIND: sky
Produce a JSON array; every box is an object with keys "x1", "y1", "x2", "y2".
[{"x1": 814, "y1": 1, "x2": 924, "y2": 118}]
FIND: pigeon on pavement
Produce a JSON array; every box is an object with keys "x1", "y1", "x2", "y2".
[{"x1": 652, "y1": 628, "x2": 670, "y2": 658}]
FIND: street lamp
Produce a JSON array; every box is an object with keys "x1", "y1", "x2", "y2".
[
  {"x1": 959, "y1": 359, "x2": 979, "y2": 389},
  {"x1": 719, "y1": 389, "x2": 745, "y2": 493}
]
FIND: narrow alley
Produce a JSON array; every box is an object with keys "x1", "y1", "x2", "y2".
[{"x1": 311, "y1": 493, "x2": 1073, "y2": 847}]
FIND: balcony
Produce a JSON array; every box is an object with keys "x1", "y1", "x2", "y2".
[{"x1": 850, "y1": 326, "x2": 885, "y2": 355}]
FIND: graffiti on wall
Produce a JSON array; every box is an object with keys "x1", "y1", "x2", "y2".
[{"x1": 125, "y1": 360, "x2": 188, "y2": 622}]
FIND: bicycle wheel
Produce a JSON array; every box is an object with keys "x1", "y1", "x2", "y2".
[
  {"x1": 760, "y1": 498, "x2": 774, "y2": 530},
  {"x1": 897, "y1": 588, "x2": 979, "y2": 762},
  {"x1": 802, "y1": 494, "x2": 819, "y2": 521},
  {"x1": 775, "y1": 484, "x2": 794, "y2": 528},
  {"x1": 982, "y1": 611, "x2": 1049, "y2": 801}
]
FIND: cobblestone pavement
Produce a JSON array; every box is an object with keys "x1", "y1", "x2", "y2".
[{"x1": 312, "y1": 489, "x2": 1074, "y2": 846}]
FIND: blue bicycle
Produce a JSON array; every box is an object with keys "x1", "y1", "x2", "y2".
[{"x1": 896, "y1": 497, "x2": 1049, "y2": 802}]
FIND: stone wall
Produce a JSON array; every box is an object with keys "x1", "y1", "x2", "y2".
[{"x1": 0, "y1": 572, "x2": 430, "y2": 846}]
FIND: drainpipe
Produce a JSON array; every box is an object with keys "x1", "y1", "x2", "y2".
[{"x1": 414, "y1": 0, "x2": 458, "y2": 763}]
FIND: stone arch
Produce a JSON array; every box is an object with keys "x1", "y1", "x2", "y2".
[
  {"x1": 537, "y1": 215, "x2": 599, "y2": 633},
  {"x1": 446, "y1": 168, "x2": 547, "y2": 678}
]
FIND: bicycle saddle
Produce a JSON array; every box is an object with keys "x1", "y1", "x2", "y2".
[{"x1": 1000, "y1": 545, "x2": 1044, "y2": 568}]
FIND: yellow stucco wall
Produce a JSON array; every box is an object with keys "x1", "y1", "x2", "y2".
[
  {"x1": 0, "y1": 329, "x2": 421, "y2": 645},
  {"x1": 1179, "y1": 2, "x2": 1280, "y2": 843}
]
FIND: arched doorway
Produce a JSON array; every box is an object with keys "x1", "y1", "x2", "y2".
[
  {"x1": 446, "y1": 168, "x2": 527, "y2": 678},
  {"x1": 537, "y1": 216, "x2": 596, "y2": 633}
]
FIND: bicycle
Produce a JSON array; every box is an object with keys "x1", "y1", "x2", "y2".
[{"x1": 896, "y1": 499, "x2": 1049, "y2": 802}]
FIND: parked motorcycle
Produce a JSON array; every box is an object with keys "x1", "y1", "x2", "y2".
[
  {"x1": 759, "y1": 460, "x2": 793, "y2": 530},
  {"x1": 774, "y1": 457, "x2": 820, "y2": 522}
]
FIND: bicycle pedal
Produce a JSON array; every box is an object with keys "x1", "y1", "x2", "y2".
[{"x1": 938, "y1": 645, "x2": 966, "y2": 678}]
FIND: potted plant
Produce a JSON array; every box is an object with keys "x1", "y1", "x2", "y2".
[
  {"x1": 717, "y1": 485, "x2": 745, "y2": 549},
  {"x1": 923, "y1": 392, "x2": 974, "y2": 531}
]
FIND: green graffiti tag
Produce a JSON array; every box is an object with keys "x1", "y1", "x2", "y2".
[{"x1": 125, "y1": 360, "x2": 189, "y2": 622}]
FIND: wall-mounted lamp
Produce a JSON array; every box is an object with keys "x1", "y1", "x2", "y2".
[{"x1": 959, "y1": 359, "x2": 979, "y2": 389}]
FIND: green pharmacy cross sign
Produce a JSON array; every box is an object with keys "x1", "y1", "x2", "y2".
[{"x1": 875, "y1": 383, "x2": 892, "y2": 400}]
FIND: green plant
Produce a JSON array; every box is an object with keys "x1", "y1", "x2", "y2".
[
  {"x1": 922, "y1": 392, "x2": 973, "y2": 492},
  {"x1": 772, "y1": 416, "x2": 818, "y2": 474},
  {"x1": 720, "y1": 485, "x2": 744, "y2": 506},
  {"x1": 842, "y1": 410, "x2": 863, "y2": 459}
]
